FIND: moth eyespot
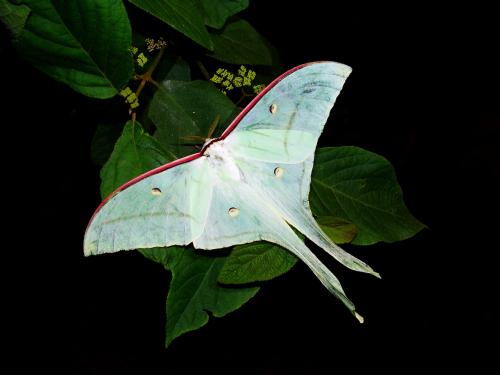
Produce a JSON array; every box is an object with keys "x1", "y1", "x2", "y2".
[
  {"x1": 269, "y1": 103, "x2": 278, "y2": 114},
  {"x1": 228, "y1": 207, "x2": 239, "y2": 217},
  {"x1": 274, "y1": 167, "x2": 284, "y2": 178},
  {"x1": 151, "y1": 188, "x2": 162, "y2": 196}
]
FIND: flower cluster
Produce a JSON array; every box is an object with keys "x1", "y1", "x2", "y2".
[
  {"x1": 129, "y1": 45, "x2": 148, "y2": 67},
  {"x1": 252, "y1": 84, "x2": 266, "y2": 94},
  {"x1": 145, "y1": 37, "x2": 167, "y2": 52},
  {"x1": 119, "y1": 87, "x2": 139, "y2": 109},
  {"x1": 210, "y1": 65, "x2": 264, "y2": 95}
]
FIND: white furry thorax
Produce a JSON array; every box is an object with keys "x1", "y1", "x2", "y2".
[{"x1": 204, "y1": 140, "x2": 242, "y2": 181}]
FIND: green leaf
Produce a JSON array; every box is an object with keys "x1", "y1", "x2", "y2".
[
  {"x1": 310, "y1": 147, "x2": 425, "y2": 245},
  {"x1": 135, "y1": 54, "x2": 192, "y2": 130},
  {"x1": 140, "y1": 246, "x2": 259, "y2": 347},
  {"x1": 154, "y1": 55, "x2": 191, "y2": 82},
  {"x1": 0, "y1": 0, "x2": 30, "y2": 38},
  {"x1": 15, "y1": 0, "x2": 133, "y2": 98},
  {"x1": 100, "y1": 122, "x2": 256, "y2": 347},
  {"x1": 316, "y1": 216, "x2": 358, "y2": 244},
  {"x1": 218, "y1": 242, "x2": 298, "y2": 285},
  {"x1": 100, "y1": 120, "x2": 175, "y2": 198},
  {"x1": 208, "y1": 18, "x2": 273, "y2": 65},
  {"x1": 140, "y1": 246, "x2": 177, "y2": 267},
  {"x1": 148, "y1": 80, "x2": 237, "y2": 157},
  {"x1": 163, "y1": 58, "x2": 190, "y2": 81},
  {"x1": 90, "y1": 123, "x2": 125, "y2": 166},
  {"x1": 200, "y1": 0, "x2": 249, "y2": 29},
  {"x1": 128, "y1": 0, "x2": 213, "y2": 50}
]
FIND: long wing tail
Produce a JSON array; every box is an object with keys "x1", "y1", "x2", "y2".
[
  {"x1": 269, "y1": 225, "x2": 364, "y2": 323},
  {"x1": 287, "y1": 209, "x2": 381, "y2": 279}
]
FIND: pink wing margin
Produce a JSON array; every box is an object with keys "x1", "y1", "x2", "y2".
[{"x1": 86, "y1": 62, "x2": 317, "y2": 229}]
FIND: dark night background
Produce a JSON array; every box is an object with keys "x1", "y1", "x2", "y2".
[{"x1": 4, "y1": 2, "x2": 498, "y2": 373}]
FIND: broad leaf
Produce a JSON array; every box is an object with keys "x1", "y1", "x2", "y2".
[
  {"x1": 201, "y1": 0, "x2": 249, "y2": 29},
  {"x1": 154, "y1": 55, "x2": 191, "y2": 82},
  {"x1": 100, "y1": 120, "x2": 174, "y2": 198},
  {"x1": 15, "y1": 0, "x2": 133, "y2": 98},
  {"x1": 140, "y1": 246, "x2": 177, "y2": 266},
  {"x1": 311, "y1": 147, "x2": 424, "y2": 245},
  {"x1": 100, "y1": 121, "x2": 257, "y2": 347},
  {"x1": 208, "y1": 18, "x2": 273, "y2": 65},
  {"x1": 148, "y1": 80, "x2": 237, "y2": 157},
  {"x1": 163, "y1": 58, "x2": 190, "y2": 81},
  {"x1": 90, "y1": 123, "x2": 125, "y2": 166},
  {"x1": 218, "y1": 242, "x2": 298, "y2": 285},
  {"x1": 129, "y1": 0, "x2": 213, "y2": 50},
  {"x1": 0, "y1": 0, "x2": 29, "y2": 38},
  {"x1": 140, "y1": 246, "x2": 259, "y2": 347},
  {"x1": 317, "y1": 216, "x2": 358, "y2": 244}
]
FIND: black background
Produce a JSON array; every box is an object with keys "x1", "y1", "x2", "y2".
[{"x1": 4, "y1": 2, "x2": 498, "y2": 373}]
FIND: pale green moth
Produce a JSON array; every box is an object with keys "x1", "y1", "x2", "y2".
[{"x1": 84, "y1": 61, "x2": 380, "y2": 322}]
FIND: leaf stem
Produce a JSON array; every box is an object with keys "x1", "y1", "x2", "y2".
[
  {"x1": 235, "y1": 87, "x2": 253, "y2": 107},
  {"x1": 148, "y1": 45, "x2": 166, "y2": 77},
  {"x1": 128, "y1": 46, "x2": 166, "y2": 117},
  {"x1": 135, "y1": 45, "x2": 165, "y2": 97},
  {"x1": 196, "y1": 60, "x2": 211, "y2": 81}
]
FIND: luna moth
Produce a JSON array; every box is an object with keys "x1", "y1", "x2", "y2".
[{"x1": 84, "y1": 61, "x2": 380, "y2": 322}]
